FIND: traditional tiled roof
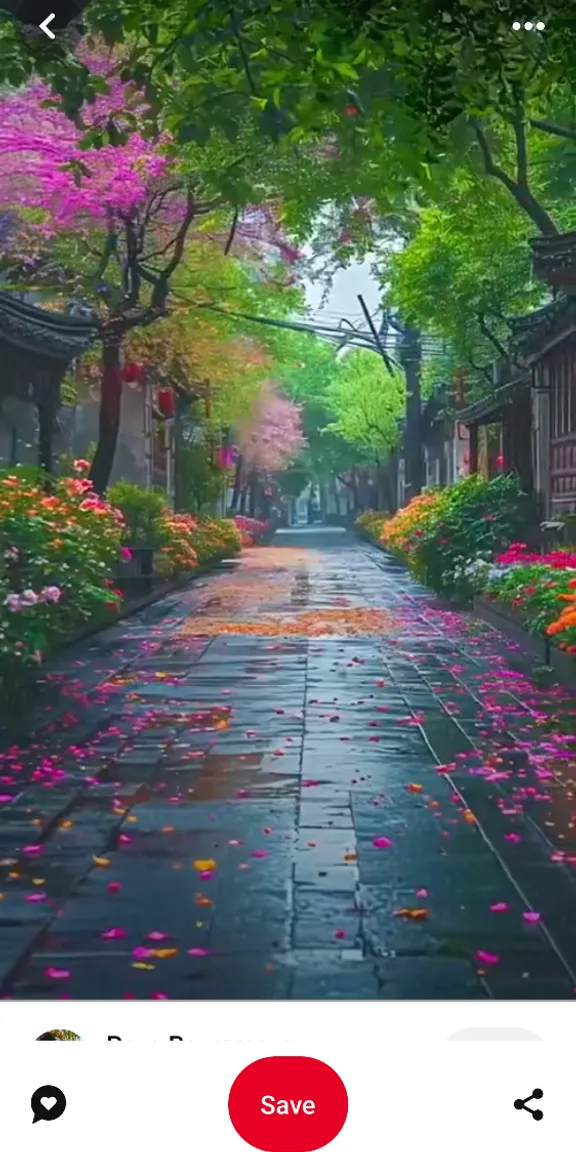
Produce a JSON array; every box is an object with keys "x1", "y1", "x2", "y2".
[
  {"x1": 458, "y1": 374, "x2": 529, "y2": 426},
  {"x1": 530, "y1": 231, "x2": 576, "y2": 287},
  {"x1": 509, "y1": 296, "x2": 576, "y2": 360},
  {"x1": 0, "y1": 292, "x2": 99, "y2": 363}
]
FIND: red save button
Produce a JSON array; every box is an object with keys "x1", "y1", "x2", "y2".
[{"x1": 228, "y1": 1056, "x2": 348, "y2": 1151}]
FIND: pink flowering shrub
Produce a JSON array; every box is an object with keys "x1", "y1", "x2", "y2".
[
  {"x1": 0, "y1": 463, "x2": 123, "y2": 680},
  {"x1": 232, "y1": 515, "x2": 270, "y2": 545},
  {"x1": 474, "y1": 542, "x2": 576, "y2": 653},
  {"x1": 494, "y1": 542, "x2": 576, "y2": 569}
]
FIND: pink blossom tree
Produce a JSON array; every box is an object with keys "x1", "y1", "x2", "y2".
[
  {"x1": 0, "y1": 48, "x2": 302, "y2": 491},
  {"x1": 234, "y1": 382, "x2": 306, "y2": 513},
  {"x1": 0, "y1": 50, "x2": 213, "y2": 490}
]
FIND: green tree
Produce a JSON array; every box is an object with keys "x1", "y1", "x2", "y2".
[{"x1": 326, "y1": 348, "x2": 404, "y2": 456}]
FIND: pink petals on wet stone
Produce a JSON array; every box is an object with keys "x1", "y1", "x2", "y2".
[
  {"x1": 475, "y1": 950, "x2": 500, "y2": 966},
  {"x1": 372, "y1": 836, "x2": 393, "y2": 849}
]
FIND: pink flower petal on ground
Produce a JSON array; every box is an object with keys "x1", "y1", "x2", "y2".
[
  {"x1": 23, "y1": 844, "x2": 41, "y2": 855},
  {"x1": 334, "y1": 929, "x2": 347, "y2": 939},
  {"x1": 475, "y1": 950, "x2": 500, "y2": 965},
  {"x1": 523, "y1": 911, "x2": 541, "y2": 923},
  {"x1": 504, "y1": 833, "x2": 521, "y2": 843},
  {"x1": 187, "y1": 947, "x2": 211, "y2": 957},
  {"x1": 151, "y1": 992, "x2": 168, "y2": 999},
  {"x1": 490, "y1": 902, "x2": 509, "y2": 913},
  {"x1": 251, "y1": 849, "x2": 269, "y2": 858},
  {"x1": 45, "y1": 967, "x2": 70, "y2": 979},
  {"x1": 132, "y1": 946, "x2": 153, "y2": 960},
  {"x1": 26, "y1": 893, "x2": 46, "y2": 902},
  {"x1": 416, "y1": 888, "x2": 428, "y2": 898},
  {"x1": 147, "y1": 931, "x2": 169, "y2": 941},
  {"x1": 107, "y1": 882, "x2": 121, "y2": 893},
  {"x1": 101, "y1": 927, "x2": 126, "y2": 940},
  {"x1": 372, "y1": 836, "x2": 393, "y2": 849}
]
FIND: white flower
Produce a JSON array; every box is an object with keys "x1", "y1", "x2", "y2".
[
  {"x1": 20, "y1": 589, "x2": 38, "y2": 605},
  {"x1": 5, "y1": 593, "x2": 21, "y2": 612}
]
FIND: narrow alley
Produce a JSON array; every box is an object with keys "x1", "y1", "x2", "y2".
[{"x1": 1, "y1": 527, "x2": 576, "y2": 1000}]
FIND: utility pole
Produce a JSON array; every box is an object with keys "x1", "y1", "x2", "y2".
[{"x1": 398, "y1": 324, "x2": 424, "y2": 500}]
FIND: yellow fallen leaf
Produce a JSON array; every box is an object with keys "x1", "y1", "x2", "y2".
[
  {"x1": 32, "y1": 878, "x2": 45, "y2": 886},
  {"x1": 93, "y1": 856, "x2": 110, "y2": 867},
  {"x1": 60, "y1": 820, "x2": 74, "y2": 829},
  {"x1": 193, "y1": 858, "x2": 217, "y2": 871},
  {"x1": 149, "y1": 948, "x2": 178, "y2": 959},
  {"x1": 393, "y1": 907, "x2": 429, "y2": 920},
  {"x1": 343, "y1": 851, "x2": 357, "y2": 862},
  {"x1": 132, "y1": 962, "x2": 156, "y2": 970}
]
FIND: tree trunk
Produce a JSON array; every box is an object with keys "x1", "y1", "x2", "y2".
[
  {"x1": 248, "y1": 474, "x2": 258, "y2": 517},
  {"x1": 230, "y1": 454, "x2": 243, "y2": 511},
  {"x1": 89, "y1": 334, "x2": 123, "y2": 496}
]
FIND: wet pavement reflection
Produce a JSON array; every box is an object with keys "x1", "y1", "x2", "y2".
[{"x1": 2, "y1": 526, "x2": 576, "y2": 998}]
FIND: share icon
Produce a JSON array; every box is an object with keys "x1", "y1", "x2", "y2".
[{"x1": 514, "y1": 1088, "x2": 543, "y2": 1120}]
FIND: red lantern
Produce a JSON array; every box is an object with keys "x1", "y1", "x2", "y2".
[
  {"x1": 217, "y1": 447, "x2": 234, "y2": 470},
  {"x1": 123, "y1": 362, "x2": 145, "y2": 383},
  {"x1": 157, "y1": 388, "x2": 175, "y2": 418}
]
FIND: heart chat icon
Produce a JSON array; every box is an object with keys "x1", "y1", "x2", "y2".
[{"x1": 31, "y1": 1085, "x2": 67, "y2": 1123}]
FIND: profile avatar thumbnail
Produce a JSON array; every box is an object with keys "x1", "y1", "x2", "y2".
[{"x1": 36, "y1": 1029, "x2": 82, "y2": 1040}]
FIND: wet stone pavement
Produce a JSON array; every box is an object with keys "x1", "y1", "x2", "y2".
[{"x1": 3, "y1": 526, "x2": 576, "y2": 999}]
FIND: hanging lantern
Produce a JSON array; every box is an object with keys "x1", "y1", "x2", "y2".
[
  {"x1": 123, "y1": 362, "x2": 145, "y2": 384},
  {"x1": 217, "y1": 446, "x2": 235, "y2": 470},
  {"x1": 157, "y1": 388, "x2": 175, "y2": 418}
]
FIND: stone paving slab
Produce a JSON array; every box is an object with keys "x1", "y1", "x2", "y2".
[{"x1": 2, "y1": 527, "x2": 576, "y2": 998}]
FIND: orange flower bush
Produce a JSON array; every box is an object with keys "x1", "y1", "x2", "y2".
[
  {"x1": 358, "y1": 476, "x2": 533, "y2": 600},
  {"x1": 155, "y1": 513, "x2": 199, "y2": 576},
  {"x1": 379, "y1": 492, "x2": 442, "y2": 557},
  {"x1": 546, "y1": 582, "x2": 576, "y2": 651},
  {"x1": 108, "y1": 483, "x2": 243, "y2": 577},
  {"x1": 156, "y1": 514, "x2": 242, "y2": 576}
]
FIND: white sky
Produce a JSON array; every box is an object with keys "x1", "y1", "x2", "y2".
[{"x1": 303, "y1": 256, "x2": 381, "y2": 327}]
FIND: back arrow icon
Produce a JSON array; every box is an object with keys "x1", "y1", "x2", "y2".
[{"x1": 39, "y1": 12, "x2": 55, "y2": 37}]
